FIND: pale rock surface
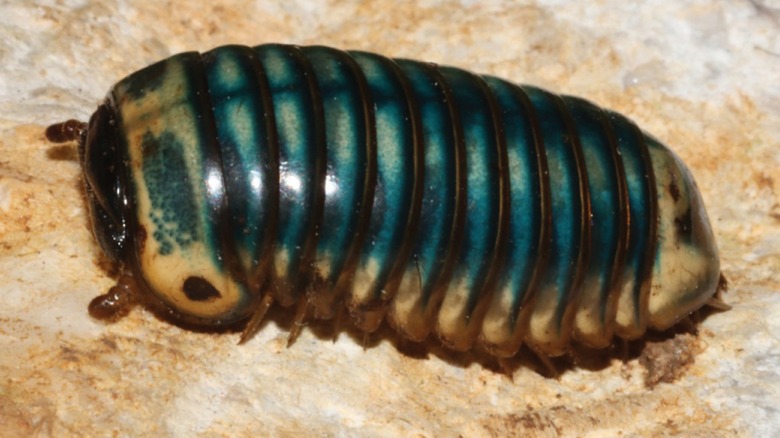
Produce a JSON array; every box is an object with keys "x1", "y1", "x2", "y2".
[{"x1": 0, "y1": 1, "x2": 778, "y2": 436}]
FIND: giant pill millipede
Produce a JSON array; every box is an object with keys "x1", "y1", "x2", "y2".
[{"x1": 47, "y1": 43, "x2": 727, "y2": 358}]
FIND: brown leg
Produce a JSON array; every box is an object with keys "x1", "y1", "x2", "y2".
[
  {"x1": 531, "y1": 348, "x2": 560, "y2": 379},
  {"x1": 331, "y1": 302, "x2": 346, "y2": 343},
  {"x1": 287, "y1": 297, "x2": 310, "y2": 347},
  {"x1": 238, "y1": 291, "x2": 275, "y2": 344}
]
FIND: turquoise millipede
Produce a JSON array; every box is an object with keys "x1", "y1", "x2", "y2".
[{"x1": 46, "y1": 43, "x2": 727, "y2": 358}]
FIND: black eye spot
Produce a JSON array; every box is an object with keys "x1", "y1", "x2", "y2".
[{"x1": 183, "y1": 277, "x2": 222, "y2": 301}]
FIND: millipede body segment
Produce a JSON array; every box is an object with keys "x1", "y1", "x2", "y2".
[{"x1": 48, "y1": 44, "x2": 723, "y2": 358}]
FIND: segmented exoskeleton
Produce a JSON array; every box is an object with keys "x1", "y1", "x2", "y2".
[{"x1": 46, "y1": 44, "x2": 726, "y2": 358}]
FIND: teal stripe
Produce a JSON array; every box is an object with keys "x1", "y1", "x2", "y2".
[
  {"x1": 440, "y1": 66, "x2": 501, "y2": 312},
  {"x1": 524, "y1": 86, "x2": 585, "y2": 324},
  {"x1": 484, "y1": 76, "x2": 544, "y2": 318},
  {"x1": 396, "y1": 59, "x2": 458, "y2": 303},
  {"x1": 302, "y1": 46, "x2": 367, "y2": 284},
  {"x1": 565, "y1": 96, "x2": 622, "y2": 320},
  {"x1": 606, "y1": 110, "x2": 654, "y2": 320},
  {"x1": 203, "y1": 46, "x2": 274, "y2": 276},
  {"x1": 350, "y1": 51, "x2": 416, "y2": 297},
  {"x1": 254, "y1": 45, "x2": 319, "y2": 284}
]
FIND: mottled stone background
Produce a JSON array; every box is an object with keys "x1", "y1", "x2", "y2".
[{"x1": 1, "y1": 1, "x2": 778, "y2": 436}]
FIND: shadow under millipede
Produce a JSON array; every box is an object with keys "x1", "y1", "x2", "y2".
[{"x1": 139, "y1": 289, "x2": 720, "y2": 382}]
